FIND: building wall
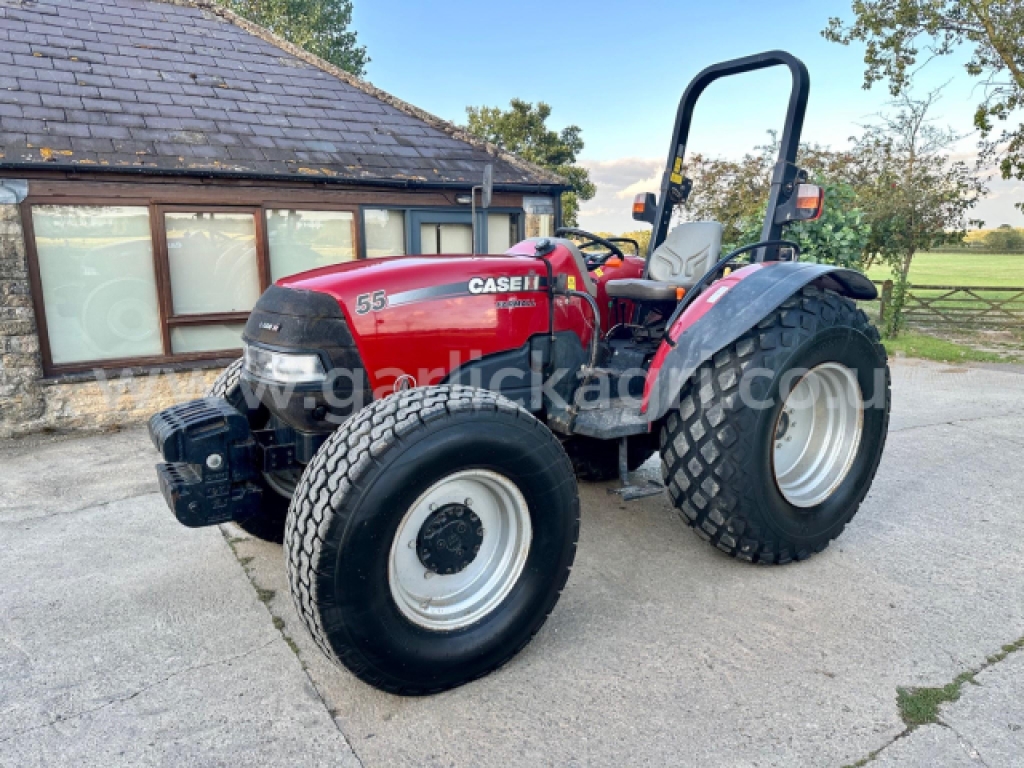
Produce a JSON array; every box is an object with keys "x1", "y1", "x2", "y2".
[
  {"x1": 1, "y1": 175, "x2": 556, "y2": 438},
  {"x1": 1, "y1": 203, "x2": 219, "y2": 437},
  {"x1": 0, "y1": 202, "x2": 44, "y2": 436}
]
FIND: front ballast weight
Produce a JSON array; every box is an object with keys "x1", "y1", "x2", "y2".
[{"x1": 149, "y1": 397, "x2": 297, "y2": 528}]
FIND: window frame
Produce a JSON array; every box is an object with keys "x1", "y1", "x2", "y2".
[
  {"x1": 23, "y1": 197, "x2": 361, "y2": 377},
  {"x1": 359, "y1": 205, "x2": 524, "y2": 258},
  {"x1": 264, "y1": 205, "x2": 359, "y2": 283}
]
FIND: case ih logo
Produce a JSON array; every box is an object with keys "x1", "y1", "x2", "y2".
[{"x1": 468, "y1": 275, "x2": 542, "y2": 294}]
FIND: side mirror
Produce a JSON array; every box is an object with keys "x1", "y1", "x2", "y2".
[
  {"x1": 632, "y1": 192, "x2": 657, "y2": 224},
  {"x1": 481, "y1": 163, "x2": 493, "y2": 209}
]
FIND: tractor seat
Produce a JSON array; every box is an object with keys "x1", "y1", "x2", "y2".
[
  {"x1": 605, "y1": 221, "x2": 725, "y2": 304},
  {"x1": 605, "y1": 279, "x2": 680, "y2": 302}
]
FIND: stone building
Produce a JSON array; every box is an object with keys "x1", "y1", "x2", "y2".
[{"x1": 0, "y1": 0, "x2": 566, "y2": 437}]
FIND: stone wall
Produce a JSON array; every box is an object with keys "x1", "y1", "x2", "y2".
[
  {"x1": 0, "y1": 203, "x2": 45, "y2": 436},
  {"x1": 0, "y1": 204, "x2": 222, "y2": 438}
]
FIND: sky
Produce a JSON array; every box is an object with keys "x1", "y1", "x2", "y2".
[{"x1": 352, "y1": 0, "x2": 1022, "y2": 233}]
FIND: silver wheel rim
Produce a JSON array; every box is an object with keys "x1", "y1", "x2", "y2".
[
  {"x1": 388, "y1": 469, "x2": 532, "y2": 631},
  {"x1": 772, "y1": 362, "x2": 864, "y2": 508}
]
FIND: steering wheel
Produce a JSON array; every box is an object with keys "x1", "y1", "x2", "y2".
[{"x1": 555, "y1": 227, "x2": 626, "y2": 269}]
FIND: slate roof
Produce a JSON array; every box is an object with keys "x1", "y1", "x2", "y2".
[{"x1": 0, "y1": 0, "x2": 565, "y2": 189}]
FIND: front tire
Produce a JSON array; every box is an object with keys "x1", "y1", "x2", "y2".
[
  {"x1": 285, "y1": 385, "x2": 580, "y2": 694},
  {"x1": 660, "y1": 287, "x2": 890, "y2": 564}
]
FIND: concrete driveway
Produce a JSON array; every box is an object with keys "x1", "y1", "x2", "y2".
[{"x1": 2, "y1": 358, "x2": 1023, "y2": 767}]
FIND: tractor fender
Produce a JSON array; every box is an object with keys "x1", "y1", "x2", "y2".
[{"x1": 641, "y1": 261, "x2": 876, "y2": 421}]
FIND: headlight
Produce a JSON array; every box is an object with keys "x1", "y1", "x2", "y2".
[{"x1": 243, "y1": 343, "x2": 326, "y2": 384}]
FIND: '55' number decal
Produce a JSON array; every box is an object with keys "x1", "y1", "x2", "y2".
[{"x1": 355, "y1": 290, "x2": 387, "y2": 315}]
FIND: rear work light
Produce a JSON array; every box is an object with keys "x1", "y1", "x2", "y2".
[{"x1": 243, "y1": 343, "x2": 326, "y2": 384}]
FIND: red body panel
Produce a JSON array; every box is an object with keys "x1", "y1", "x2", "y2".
[
  {"x1": 641, "y1": 263, "x2": 772, "y2": 413},
  {"x1": 592, "y1": 256, "x2": 645, "y2": 329},
  {"x1": 279, "y1": 246, "x2": 601, "y2": 397}
]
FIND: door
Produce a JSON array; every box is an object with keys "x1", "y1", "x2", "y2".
[
  {"x1": 411, "y1": 211, "x2": 475, "y2": 255},
  {"x1": 409, "y1": 210, "x2": 523, "y2": 255}
]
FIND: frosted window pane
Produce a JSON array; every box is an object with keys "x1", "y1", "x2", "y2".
[
  {"x1": 364, "y1": 209, "x2": 405, "y2": 257},
  {"x1": 33, "y1": 205, "x2": 162, "y2": 364},
  {"x1": 526, "y1": 213, "x2": 554, "y2": 239},
  {"x1": 267, "y1": 209, "x2": 355, "y2": 281},
  {"x1": 420, "y1": 223, "x2": 472, "y2": 254},
  {"x1": 524, "y1": 197, "x2": 555, "y2": 240},
  {"x1": 166, "y1": 212, "x2": 259, "y2": 314},
  {"x1": 441, "y1": 224, "x2": 473, "y2": 254},
  {"x1": 487, "y1": 214, "x2": 516, "y2": 253},
  {"x1": 419, "y1": 223, "x2": 438, "y2": 255},
  {"x1": 170, "y1": 324, "x2": 245, "y2": 353}
]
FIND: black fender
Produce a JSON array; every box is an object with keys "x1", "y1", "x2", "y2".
[{"x1": 642, "y1": 262, "x2": 876, "y2": 421}]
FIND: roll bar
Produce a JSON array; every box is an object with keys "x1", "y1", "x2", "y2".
[{"x1": 646, "y1": 50, "x2": 810, "y2": 265}]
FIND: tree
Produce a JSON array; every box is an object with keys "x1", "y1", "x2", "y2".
[
  {"x1": 983, "y1": 225, "x2": 1024, "y2": 250},
  {"x1": 594, "y1": 230, "x2": 652, "y2": 257},
  {"x1": 464, "y1": 99, "x2": 596, "y2": 226},
  {"x1": 824, "y1": 1, "x2": 1024, "y2": 212},
  {"x1": 853, "y1": 92, "x2": 986, "y2": 335},
  {"x1": 730, "y1": 181, "x2": 872, "y2": 270},
  {"x1": 219, "y1": 0, "x2": 368, "y2": 76},
  {"x1": 680, "y1": 137, "x2": 871, "y2": 268}
]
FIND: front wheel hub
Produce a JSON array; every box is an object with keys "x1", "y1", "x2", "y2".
[
  {"x1": 417, "y1": 504, "x2": 483, "y2": 575},
  {"x1": 388, "y1": 469, "x2": 533, "y2": 631}
]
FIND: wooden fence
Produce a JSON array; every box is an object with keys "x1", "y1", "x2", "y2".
[{"x1": 874, "y1": 281, "x2": 1024, "y2": 328}]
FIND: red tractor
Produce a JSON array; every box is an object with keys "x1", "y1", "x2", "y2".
[{"x1": 149, "y1": 51, "x2": 889, "y2": 695}]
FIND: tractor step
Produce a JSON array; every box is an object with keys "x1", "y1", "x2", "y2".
[{"x1": 572, "y1": 397, "x2": 649, "y2": 439}]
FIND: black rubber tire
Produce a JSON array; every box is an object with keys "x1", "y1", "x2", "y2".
[
  {"x1": 285, "y1": 385, "x2": 580, "y2": 695},
  {"x1": 563, "y1": 434, "x2": 657, "y2": 481},
  {"x1": 659, "y1": 286, "x2": 890, "y2": 564},
  {"x1": 207, "y1": 358, "x2": 290, "y2": 544}
]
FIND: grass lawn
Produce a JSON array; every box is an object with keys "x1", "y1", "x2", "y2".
[
  {"x1": 883, "y1": 332, "x2": 1007, "y2": 364},
  {"x1": 865, "y1": 252, "x2": 1024, "y2": 286}
]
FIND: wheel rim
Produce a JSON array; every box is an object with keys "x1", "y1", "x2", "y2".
[
  {"x1": 772, "y1": 362, "x2": 864, "y2": 509},
  {"x1": 264, "y1": 468, "x2": 301, "y2": 498},
  {"x1": 388, "y1": 469, "x2": 532, "y2": 631}
]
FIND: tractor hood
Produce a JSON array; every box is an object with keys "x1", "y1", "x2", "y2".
[
  {"x1": 277, "y1": 254, "x2": 550, "y2": 319},
  {"x1": 252, "y1": 253, "x2": 559, "y2": 398}
]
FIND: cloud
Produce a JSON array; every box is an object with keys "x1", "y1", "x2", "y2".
[{"x1": 577, "y1": 157, "x2": 663, "y2": 233}]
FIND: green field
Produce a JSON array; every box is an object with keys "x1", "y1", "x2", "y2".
[{"x1": 865, "y1": 252, "x2": 1024, "y2": 286}]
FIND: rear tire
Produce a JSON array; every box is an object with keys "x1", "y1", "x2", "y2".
[
  {"x1": 660, "y1": 287, "x2": 890, "y2": 564},
  {"x1": 207, "y1": 358, "x2": 291, "y2": 544},
  {"x1": 285, "y1": 385, "x2": 580, "y2": 695}
]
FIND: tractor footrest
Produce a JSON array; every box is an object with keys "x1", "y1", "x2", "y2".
[
  {"x1": 573, "y1": 398, "x2": 649, "y2": 439},
  {"x1": 156, "y1": 461, "x2": 263, "y2": 528}
]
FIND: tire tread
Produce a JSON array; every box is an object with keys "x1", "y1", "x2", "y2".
[
  {"x1": 284, "y1": 384, "x2": 580, "y2": 694},
  {"x1": 660, "y1": 286, "x2": 890, "y2": 564}
]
